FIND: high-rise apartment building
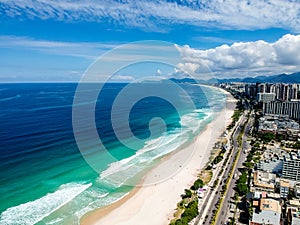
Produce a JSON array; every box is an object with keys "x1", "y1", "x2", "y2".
[
  {"x1": 263, "y1": 101, "x2": 300, "y2": 121},
  {"x1": 257, "y1": 93, "x2": 276, "y2": 102}
]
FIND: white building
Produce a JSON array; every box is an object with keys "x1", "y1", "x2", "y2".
[
  {"x1": 258, "y1": 158, "x2": 283, "y2": 174},
  {"x1": 257, "y1": 93, "x2": 276, "y2": 103}
]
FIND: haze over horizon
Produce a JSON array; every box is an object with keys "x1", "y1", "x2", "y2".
[{"x1": 1, "y1": 0, "x2": 300, "y2": 82}]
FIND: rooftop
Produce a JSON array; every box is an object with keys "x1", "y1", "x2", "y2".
[
  {"x1": 252, "y1": 208, "x2": 281, "y2": 225},
  {"x1": 258, "y1": 116, "x2": 300, "y2": 134},
  {"x1": 289, "y1": 200, "x2": 300, "y2": 207},
  {"x1": 260, "y1": 198, "x2": 282, "y2": 214},
  {"x1": 253, "y1": 171, "x2": 275, "y2": 190},
  {"x1": 280, "y1": 179, "x2": 290, "y2": 188}
]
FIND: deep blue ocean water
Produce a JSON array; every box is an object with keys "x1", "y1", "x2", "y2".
[{"x1": 0, "y1": 83, "x2": 225, "y2": 225}]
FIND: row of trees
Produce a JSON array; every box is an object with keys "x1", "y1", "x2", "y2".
[
  {"x1": 173, "y1": 200, "x2": 198, "y2": 225},
  {"x1": 236, "y1": 112, "x2": 263, "y2": 221},
  {"x1": 236, "y1": 171, "x2": 248, "y2": 196},
  {"x1": 170, "y1": 178, "x2": 204, "y2": 225},
  {"x1": 209, "y1": 144, "x2": 227, "y2": 167}
]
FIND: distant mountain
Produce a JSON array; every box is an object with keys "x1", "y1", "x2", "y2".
[
  {"x1": 217, "y1": 71, "x2": 300, "y2": 83},
  {"x1": 169, "y1": 78, "x2": 198, "y2": 84},
  {"x1": 170, "y1": 71, "x2": 300, "y2": 84}
]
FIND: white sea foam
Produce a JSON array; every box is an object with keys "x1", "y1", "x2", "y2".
[
  {"x1": 45, "y1": 217, "x2": 63, "y2": 225},
  {"x1": 99, "y1": 127, "x2": 191, "y2": 187},
  {"x1": 99, "y1": 108, "x2": 215, "y2": 187},
  {"x1": 73, "y1": 191, "x2": 129, "y2": 221},
  {"x1": 0, "y1": 182, "x2": 92, "y2": 225},
  {"x1": 73, "y1": 189, "x2": 110, "y2": 219},
  {"x1": 180, "y1": 113, "x2": 201, "y2": 133},
  {"x1": 101, "y1": 132, "x2": 179, "y2": 177},
  {"x1": 42, "y1": 187, "x2": 110, "y2": 225},
  {"x1": 180, "y1": 109, "x2": 213, "y2": 133}
]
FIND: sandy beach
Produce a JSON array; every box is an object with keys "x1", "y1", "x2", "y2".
[{"x1": 81, "y1": 88, "x2": 236, "y2": 225}]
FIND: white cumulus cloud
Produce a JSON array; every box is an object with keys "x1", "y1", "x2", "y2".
[{"x1": 175, "y1": 34, "x2": 300, "y2": 78}]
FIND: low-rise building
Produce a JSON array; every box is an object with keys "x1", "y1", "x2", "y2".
[
  {"x1": 252, "y1": 171, "x2": 276, "y2": 193},
  {"x1": 258, "y1": 117, "x2": 277, "y2": 134},
  {"x1": 257, "y1": 148, "x2": 289, "y2": 175},
  {"x1": 258, "y1": 158, "x2": 283, "y2": 174},
  {"x1": 282, "y1": 152, "x2": 300, "y2": 181},
  {"x1": 287, "y1": 200, "x2": 300, "y2": 225},
  {"x1": 267, "y1": 192, "x2": 281, "y2": 200},
  {"x1": 250, "y1": 198, "x2": 281, "y2": 225},
  {"x1": 258, "y1": 115, "x2": 300, "y2": 140}
]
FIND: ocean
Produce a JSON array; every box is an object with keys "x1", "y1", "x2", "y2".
[{"x1": 0, "y1": 82, "x2": 225, "y2": 225}]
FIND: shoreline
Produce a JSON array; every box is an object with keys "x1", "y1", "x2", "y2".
[{"x1": 81, "y1": 88, "x2": 237, "y2": 225}]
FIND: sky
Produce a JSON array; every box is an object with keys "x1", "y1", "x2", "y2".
[{"x1": 1, "y1": 0, "x2": 300, "y2": 82}]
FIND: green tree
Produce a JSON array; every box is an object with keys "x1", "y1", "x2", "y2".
[
  {"x1": 237, "y1": 171, "x2": 247, "y2": 184},
  {"x1": 181, "y1": 200, "x2": 198, "y2": 222},
  {"x1": 213, "y1": 179, "x2": 219, "y2": 188},
  {"x1": 243, "y1": 162, "x2": 253, "y2": 169},
  {"x1": 182, "y1": 189, "x2": 192, "y2": 199},
  {"x1": 261, "y1": 133, "x2": 275, "y2": 143},
  {"x1": 191, "y1": 179, "x2": 204, "y2": 190},
  {"x1": 294, "y1": 141, "x2": 300, "y2": 149},
  {"x1": 236, "y1": 183, "x2": 248, "y2": 196}
]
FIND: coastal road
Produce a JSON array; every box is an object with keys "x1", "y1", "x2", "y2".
[
  {"x1": 215, "y1": 111, "x2": 254, "y2": 225},
  {"x1": 195, "y1": 111, "x2": 249, "y2": 225}
]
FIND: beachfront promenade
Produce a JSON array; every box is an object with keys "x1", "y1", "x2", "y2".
[{"x1": 195, "y1": 109, "x2": 252, "y2": 225}]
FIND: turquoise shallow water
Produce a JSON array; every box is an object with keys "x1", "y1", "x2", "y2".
[{"x1": 0, "y1": 83, "x2": 225, "y2": 225}]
